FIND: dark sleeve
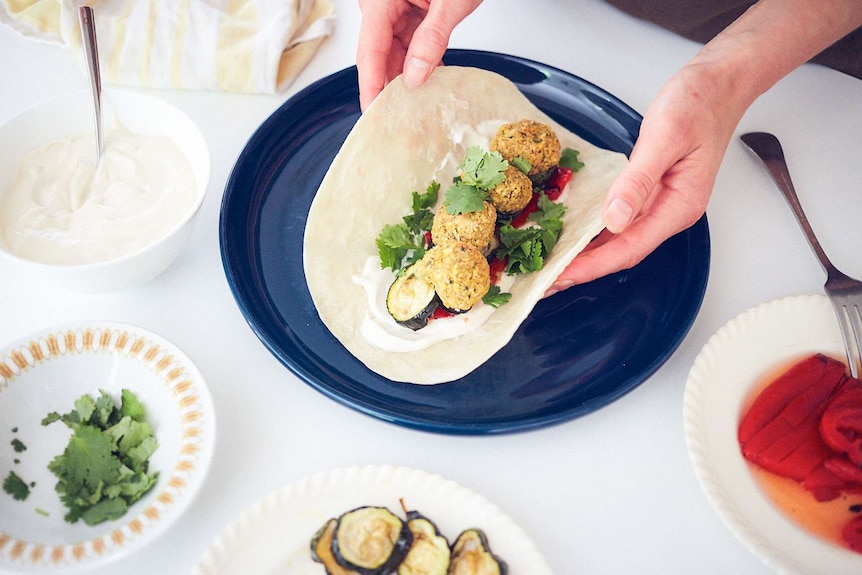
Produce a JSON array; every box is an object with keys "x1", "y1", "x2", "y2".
[{"x1": 604, "y1": 0, "x2": 862, "y2": 80}]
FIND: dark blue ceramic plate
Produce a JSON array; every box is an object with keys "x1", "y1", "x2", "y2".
[{"x1": 220, "y1": 50, "x2": 710, "y2": 435}]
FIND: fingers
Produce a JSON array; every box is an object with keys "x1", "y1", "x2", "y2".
[
  {"x1": 548, "y1": 223, "x2": 665, "y2": 291},
  {"x1": 402, "y1": 1, "x2": 478, "y2": 87},
  {"x1": 357, "y1": 4, "x2": 397, "y2": 111},
  {"x1": 601, "y1": 119, "x2": 685, "y2": 234}
]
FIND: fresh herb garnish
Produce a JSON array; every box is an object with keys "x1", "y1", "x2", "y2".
[
  {"x1": 376, "y1": 181, "x2": 438, "y2": 273},
  {"x1": 10, "y1": 438, "x2": 26, "y2": 452},
  {"x1": 405, "y1": 181, "x2": 439, "y2": 233},
  {"x1": 482, "y1": 286, "x2": 512, "y2": 308},
  {"x1": 42, "y1": 389, "x2": 159, "y2": 526},
  {"x1": 559, "y1": 147, "x2": 584, "y2": 172},
  {"x1": 443, "y1": 147, "x2": 509, "y2": 215},
  {"x1": 496, "y1": 193, "x2": 568, "y2": 274},
  {"x1": 3, "y1": 470, "x2": 30, "y2": 501},
  {"x1": 511, "y1": 156, "x2": 531, "y2": 174},
  {"x1": 458, "y1": 147, "x2": 508, "y2": 189},
  {"x1": 443, "y1": 181, "x2": 487, "y2": 215}
]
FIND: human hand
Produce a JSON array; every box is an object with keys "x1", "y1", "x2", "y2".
[
  {"x1": 546, "y1": 62, "x2": 749, "y2": 294},
  {"x1": 357, "y1": 0, "x2": 483, "y2": 111}
]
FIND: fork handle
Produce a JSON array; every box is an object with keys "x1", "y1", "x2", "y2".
[{"x1": 740, "y1": 132, "x2": 839, "y2": 277}]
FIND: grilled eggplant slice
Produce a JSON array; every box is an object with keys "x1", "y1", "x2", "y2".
[
  {"x1": 311, "y1": 518, "x2": 361, "y2": 575},
  {"x1": 398, "y1": 509, "x2": 451, "y2": 575},
  {"x1": 447, "y1": 529, "x2": 508, "y2": 575},
  {"x1": 386, "y1": 264, "x2": 439, "y2": 330},
  {"x1": 333, "y1": 506, "x2": 413, "y2": 575}
]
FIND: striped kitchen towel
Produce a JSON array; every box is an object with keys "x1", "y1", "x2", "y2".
[{"x1": 0, "y1": 0, "x2": 335, "y2": 94}]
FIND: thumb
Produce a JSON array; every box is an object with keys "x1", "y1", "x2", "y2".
[
  {"x1": 602, "y1": 135, "x2": 677, "y2": 234},
  {"x1": 403, "y1": 2, "x2": 479, "y2": 87}
]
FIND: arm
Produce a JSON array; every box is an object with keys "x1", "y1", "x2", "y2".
[{"x1": 550, "y1": 0, "x2": 862, "y2": 290}]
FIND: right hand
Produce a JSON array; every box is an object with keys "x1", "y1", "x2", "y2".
[{"x1": 356, "y1": 0, "x2": 483, "y2": 111}]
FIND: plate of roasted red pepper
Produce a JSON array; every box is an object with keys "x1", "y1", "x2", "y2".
[{"x1": 684, "y1": 294, "x2": 862, "y2": 574}]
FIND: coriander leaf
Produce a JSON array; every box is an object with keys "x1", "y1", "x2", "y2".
[
  {"x1": 511, "y1": 156, "x2": 531, "y2": 174},
  {"x1": 117, "y1": 470, "x2": 159, "y2": 501},
  {"x1": 48, "y1": 424, "x2": 124, "y2": 495},
  {"x1": 126, "y1": 436, "x2": 159, "y2": 472},
  {"x1": 92, "y1": 390, "x2": 118, "y2": 428},
  {"x1": 529, "y1": 193, "x2": 567, "y2": 253},
  {"x1": 11, "y1": 438, "x2": 26, "y2": 452},
  {"x1": 412, "y1": 180, "x2": 439, "y2": 212},
  {"x1": 74, "y1": 393, "x2": 97, "y2": 424},
  {"x1": 559, "y1": 147, "x2": 585, "y2": 172},
  {"x1": 483, "y1": 286, "x2": 512, "y2": 308},
  {"x1": 458, "y1": 147, "x2": 508, "y2": 190},
  {"x1": 81, "y1": 497, "x2": 128, "y2": 526},
  {"x1": 376, "y1": 222, "x2": 413, "y2": 250},
  {"x1": 532, "y1": 192, "x2": 568, "y2": 223},
  {"x1": 376, "y1": 223, "x2": 413, "y2": 271},
  {"x1": 105, "y1": 416, "x2": 154, "y2": 458},
  {"x1": 403, "y1": 208, "x2": 434, "y2": 235},
  {"x1": 496, "y1": 224, "x2": 546, "y2": 274},
  {"x1": 3, "y1": 470, "x2": 30, "y2": 501},
  {"x1": 443, "y1": 181, "x2": 487, "y2": 214},
  {"x1": 121, "y1": 389, "x2": 145, "y2": 421},
  {"x1": 42, "y1": 412, "x2": 61, "y2": 426}
]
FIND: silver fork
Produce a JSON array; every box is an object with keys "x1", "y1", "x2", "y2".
[{"x1": 741, "y1": 131, "x2": 862, "y2": 378}]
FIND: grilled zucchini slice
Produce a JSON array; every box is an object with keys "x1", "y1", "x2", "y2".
[
  {"x1": 333, "y1": 506, "x2": 413, "y2": 575},
  {"x1": 386, "y1": 264, "x2": 439, "y2": 330},
  {"x1": 447, "y1": 529, "x2": 507, "y2": 575},
  {"x1": 398, "y1": 509, "x2": 450, "y2": 575}
]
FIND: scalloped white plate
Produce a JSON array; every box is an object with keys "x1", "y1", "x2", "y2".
[
  {"x1": 684, "y1": 294, "x2": 862, "y2": 574},
  {"x1": 0, "y1": 321, "x2": 215, "y2": 573},
  {"x1": 194, "y1": 465, "x2": 551, "y2": 575}
]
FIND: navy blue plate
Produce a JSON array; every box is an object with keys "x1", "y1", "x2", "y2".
[{"x1": 220, "y1": 50, "x2": 710, "y2": 435}]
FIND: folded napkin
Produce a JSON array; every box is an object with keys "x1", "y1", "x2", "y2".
[{"x1": 0, "y1": 0, "x2": 335, "y2": 94}]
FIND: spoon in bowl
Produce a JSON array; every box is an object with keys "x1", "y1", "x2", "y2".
[{"x1": 78, "y1": 5, "x2": 103, "y2": 163}]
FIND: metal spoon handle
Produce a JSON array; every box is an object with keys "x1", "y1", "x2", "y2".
[
  {"x1": 78, "y1": 5, "x2": 102, "y2": 161},
  {"x1": 740, "y1": 131, "x2": 838, "y2": 276}
]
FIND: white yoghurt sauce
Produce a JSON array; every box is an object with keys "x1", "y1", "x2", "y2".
[
  {"x1": 0, "y1": 126, "x2": 196, "y2": 265},
  {"x1": 353, "y1": 119, "x2": 518, "y2": 353}
]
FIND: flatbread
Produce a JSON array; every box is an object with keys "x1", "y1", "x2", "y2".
[{"x1": 303, "y1": 66, "x2": 628, "y2": 384}]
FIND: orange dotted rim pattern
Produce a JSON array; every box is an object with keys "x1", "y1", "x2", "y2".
[{"x1": 0, "y1": 325, "x2": 209, "y2": 569}]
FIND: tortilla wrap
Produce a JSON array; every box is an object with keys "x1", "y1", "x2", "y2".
[{"x1": 303, "y1": 66, "x2": 628, "y2": 384}]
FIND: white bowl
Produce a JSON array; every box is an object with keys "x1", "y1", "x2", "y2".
[
  {"x1": 0, "y1": 321, "x2": 216, "y2": 573},
  {"x1": 0, "y1": 89, "x2": 210, "y2": 293}
]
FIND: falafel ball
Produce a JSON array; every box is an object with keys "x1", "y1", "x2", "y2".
[
  {"x1": 489, "y1": 165, "x2": 534, "y2": 214},
  {"x1": 431, "y1": 200, "x2": 497, "y2": 253},
  {"x1": 421, "y1": 242, "x2": 490, "y2": 312},
  {"x1": 490, "y1": 120, "x2": 561, "y2": 177}
]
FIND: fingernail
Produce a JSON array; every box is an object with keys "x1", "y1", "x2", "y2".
[
  {"x1": 604, "y1": 197, "x2": 633, "y2": 233},
  {"x1": 545, "y1": 280, "x2": 574, "y2": 298},
  {"x1": 404, "y1": 58, "x2": 431, "y2": 87}
]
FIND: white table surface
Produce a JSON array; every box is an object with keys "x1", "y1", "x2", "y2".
[{"x1": 2, "y1": 1, "x2": 861, "y2": 574}]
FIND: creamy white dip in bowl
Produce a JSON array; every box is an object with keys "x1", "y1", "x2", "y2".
[{"x1": 0, "y1": 89, "x2": 210, "y2": 293}]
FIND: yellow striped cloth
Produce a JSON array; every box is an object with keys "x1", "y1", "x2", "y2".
[{"x1": 1, "y1": 0, "x2": 335, "y2": 94}]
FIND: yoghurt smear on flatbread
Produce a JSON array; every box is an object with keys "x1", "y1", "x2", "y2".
[{"x1": 303, "y1": 66, "x2": 628, "y2": 384}]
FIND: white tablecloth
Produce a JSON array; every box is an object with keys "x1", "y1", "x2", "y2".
[{"x1": 2, "y1": 1, "x2": 861, "y2": 573}]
